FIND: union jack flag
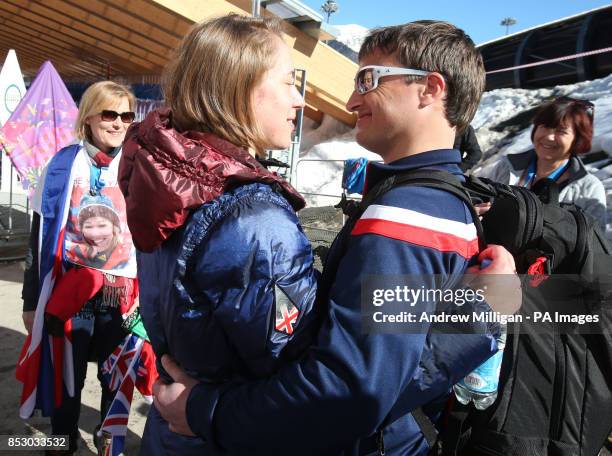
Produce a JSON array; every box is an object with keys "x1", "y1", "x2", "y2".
[
  {"x1": 274, "y1": 285, "x2": 300, "y2": 335},
  {"x1": 101, "y1": 334, "x2": 141, "y2": 392},
  {"x1": 98, "y1": 334, "x2": 142, "y2": 456},
  {"x1": 99, "y1": 334, "x2": 157, "y2": 456}
]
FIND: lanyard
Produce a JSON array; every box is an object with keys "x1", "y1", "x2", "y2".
[
  {"x1": 522, "y1": 158, "x2": 570, "y2": 189},
  {"x1": 89, "y1": 165, "x2": 109, "y2": 195}
]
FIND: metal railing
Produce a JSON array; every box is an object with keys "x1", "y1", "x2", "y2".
[
  {"x1": 294, "y1": 157, "x2": 382, "y2": 203},
  {"x1": 0, "y1": 160, "x2": 32, "y2": 261}
]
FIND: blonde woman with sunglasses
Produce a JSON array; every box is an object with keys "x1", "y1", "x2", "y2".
[{"x1": 20, "y1": 81, "x2": 139, "y2": 455}]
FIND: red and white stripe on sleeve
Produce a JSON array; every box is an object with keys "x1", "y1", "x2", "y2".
[{"x1": 351, "y1": 204, "x2": 479, "y2": 259}]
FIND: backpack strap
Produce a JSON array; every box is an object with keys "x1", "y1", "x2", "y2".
[
  {"x1": 571, "y1": 208, "x2": 590, "y2": 272},
  {"x1": 531, "y1": 178, "x2": 561, "y2": 205},
  {"x1": 412, "y1": 407, "x2": 442, "y2": 454}
]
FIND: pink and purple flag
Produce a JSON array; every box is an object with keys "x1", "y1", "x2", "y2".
[{"x1": 0, "y1": 60, "x2": 78, "y2": 198}]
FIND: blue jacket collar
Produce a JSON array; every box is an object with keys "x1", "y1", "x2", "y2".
[{"x1": 364, "y1": 149, "x2": 462, "y2": 194}]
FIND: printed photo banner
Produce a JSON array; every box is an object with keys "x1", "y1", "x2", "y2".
[{"x1": 64, "y1": 150, "x2": 137, "y2": 278}]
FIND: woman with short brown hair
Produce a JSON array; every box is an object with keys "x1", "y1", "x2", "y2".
[{"x1": 477, "y1": 96, "x2": 606, "y2": 229}]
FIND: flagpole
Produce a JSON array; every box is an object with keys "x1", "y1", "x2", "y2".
[{"x1": 8, "y1": 161, "x2": 13, "y2": 231}]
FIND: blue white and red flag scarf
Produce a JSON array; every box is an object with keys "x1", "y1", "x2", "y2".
[{"x1": 15, "y1": 144, "x2": 81, "y2": 418}]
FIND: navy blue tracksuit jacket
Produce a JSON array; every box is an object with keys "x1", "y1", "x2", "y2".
[{"x1": 181, "y1": 149, "x2": 498, "y2": 455}]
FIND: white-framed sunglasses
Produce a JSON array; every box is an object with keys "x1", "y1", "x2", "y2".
[{"x1": 354, "y1": 65, "x2": 429, "y2": 94}]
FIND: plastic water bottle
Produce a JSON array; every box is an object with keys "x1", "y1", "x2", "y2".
[{"x1": 454, "y1": 324, "x2": 507, "y2": 410}]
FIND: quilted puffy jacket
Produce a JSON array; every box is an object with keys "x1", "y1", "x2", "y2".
[{"x1": 118, "y1": 110, "x2": 318, "y2": 455}]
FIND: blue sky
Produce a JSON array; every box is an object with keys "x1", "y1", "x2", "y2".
[{"x1": 301, "y1": 0, "x2": 611, "y2": 45}]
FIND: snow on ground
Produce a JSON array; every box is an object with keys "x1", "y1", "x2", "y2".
[{"x1": 295, "y1": 74, "x2": 612, "y2": 236}]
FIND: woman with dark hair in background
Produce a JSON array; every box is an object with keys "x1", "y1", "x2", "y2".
[{"x1": 477, "y1": 96, "x2": 606, "y2": 229}]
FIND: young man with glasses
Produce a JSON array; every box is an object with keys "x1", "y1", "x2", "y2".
[{"x1": 153, "y1": 20, "x2": 520, "y2": 455}]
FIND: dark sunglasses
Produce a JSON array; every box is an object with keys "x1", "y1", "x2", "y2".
[
  {"x1": 100, "y1": 110, "x2": 136, "y2": 123},
  {"x1": 556, "y1": 96, "x2": 595, "y2": 119}
]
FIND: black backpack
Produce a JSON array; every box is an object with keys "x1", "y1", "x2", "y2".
[{"x1": 337, "y1": 168, "x2": 612, "y2": 456}]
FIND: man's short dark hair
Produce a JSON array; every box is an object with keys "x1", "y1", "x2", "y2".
[{"x1": 359, "y1": 21, "x2": 485, "y2": 133}]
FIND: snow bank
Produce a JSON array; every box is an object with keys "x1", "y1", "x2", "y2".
[
  {"x1": 332, "y1": 24, "x2": 369, "y2": 53},
  {"x1": 296, "y1": 73, "x2": 612, "y2": 236}
]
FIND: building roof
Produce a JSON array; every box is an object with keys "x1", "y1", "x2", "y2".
[
  {"x1": 0, "y1": 0, "x2": 356, "y2": 125},
  {"x1": 477, "y1": 4, "x2": 612, "y2": 47}
]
